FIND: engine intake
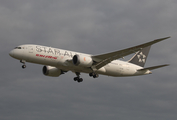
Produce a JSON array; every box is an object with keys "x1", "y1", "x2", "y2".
[
  {"x1": 43, "y1": 66, "x2": 61, "y2": 77},
  {"x1": 73, "y1": 55, "x2": 93, "y2": 67}
]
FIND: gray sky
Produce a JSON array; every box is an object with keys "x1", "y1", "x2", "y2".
[{"x1": 1, "y1": 0, "x2": 177, "y2": 120}]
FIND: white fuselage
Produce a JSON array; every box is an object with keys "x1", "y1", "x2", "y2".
[{"x1": 9, "y1": 44, "x2": 151, "y2": 77}]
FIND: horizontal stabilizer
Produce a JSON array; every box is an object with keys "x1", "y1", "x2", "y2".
[{"x1": 137, "y1": 64, "x2": 169, "y2": 71}]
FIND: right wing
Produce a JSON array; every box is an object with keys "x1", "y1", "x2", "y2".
[{"x1": 91, "y1": 37, "x2": 170, "y2": 70}]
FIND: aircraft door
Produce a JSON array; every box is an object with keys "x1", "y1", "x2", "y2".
[
  {"x1": 117, "y1": 64, "x2": 123, "y2": 75},
  {"x1": 28, "y1": 46, "x2": 33, "y2": 53},
  {"x1": 25, "y1": 46, "x2": 34, "y2": 62}
]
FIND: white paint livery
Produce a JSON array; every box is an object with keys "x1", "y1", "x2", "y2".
[{"x1": 9, "y1": 37, "x2": 170, "y2": 82}]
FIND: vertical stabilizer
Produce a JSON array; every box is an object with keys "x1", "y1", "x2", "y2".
[{"x1": 128, "y1": 46, "x2": 151, "y2": 67}]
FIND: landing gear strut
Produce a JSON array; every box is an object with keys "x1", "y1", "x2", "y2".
[
  {"x1": 74, "y1": 72, "x2": 83, "y2": 83},
  {"x1": 20, "y1": 60, "x2": 26, "y2": 69}
]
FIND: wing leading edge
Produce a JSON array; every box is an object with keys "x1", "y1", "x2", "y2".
[{"x1": 91, "y1": 37, "x2": 170, "y2": 70}]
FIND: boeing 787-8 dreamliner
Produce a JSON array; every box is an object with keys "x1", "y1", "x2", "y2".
[{"x1": 9, "y1": 37, "x2": 170, "y2": 82}]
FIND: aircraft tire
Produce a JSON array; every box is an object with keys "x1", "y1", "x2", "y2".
[
  {"x1": 74, "y1": 77, "x2": 78, "y2": 81},
  {"x1": 22, "y1": 65, "x2": 26, "y2": 69}
]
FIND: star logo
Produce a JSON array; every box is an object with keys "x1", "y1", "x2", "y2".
[{"x1": 137, "y1": 52, "x2": 146, "y2": 63}]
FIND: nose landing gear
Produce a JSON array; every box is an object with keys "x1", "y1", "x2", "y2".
[
  {"x1": 20, "y1": 60, "x2": 26, "y2": 69},
  {"x1": 22, "y1": 65, "x2": 26, "y2": 69}
]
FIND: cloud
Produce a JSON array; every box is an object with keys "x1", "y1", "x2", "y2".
[{"x1": 1, "y1": 0, "x2": 177, "y2": 120}]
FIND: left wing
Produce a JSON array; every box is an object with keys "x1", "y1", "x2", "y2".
[{"x1": 91, "y1": 37, "x2": 170, "y2": 70}]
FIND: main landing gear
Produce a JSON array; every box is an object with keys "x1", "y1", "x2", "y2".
[
  {"x1": 73, "y1": 72, "x2": 99, "y2": 83},
  {"x1": 74, "y1": 72, "x2": 83, "y2": 83},
  {"x1": 89, "y1": 72, "x2": 99, "y2": 78},
  {"x1": 20, "y1": 60, "x2": 26, "y2": 69}
]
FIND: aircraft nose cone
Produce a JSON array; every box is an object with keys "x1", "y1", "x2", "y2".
[{"x1": 9, "y1": 50, "x2": 14, "y2": 57}]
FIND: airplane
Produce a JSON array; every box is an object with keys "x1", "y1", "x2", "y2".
[{"x1": 9, "y1": 37, "x2": 170, "y2": 83}]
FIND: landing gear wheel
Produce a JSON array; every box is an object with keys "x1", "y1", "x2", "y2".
[
  {"x1": 20, "y1": 60, "x2": 26, "y2": 69},
  {"x1": 22, "y1": 65, "x2": 26, "y2": 69},
  {"x1": 78, "y1": 78, "x2": 83, "y2": 83},
  {"x1": 89, "y1": 73, "x2": 93, "y2": 77},
  {"x1": 93, "y1": 74, "x2": 99, "y2": 78},
  {"x1": 89, "y1": 72, "x2": 99, "y2": 78},
  {"x1": 73, "y1": 77, "x2": 83, "y2": 83},
  {"x1": 74, "y1": 77, "x2": 78, "y2": 81}
]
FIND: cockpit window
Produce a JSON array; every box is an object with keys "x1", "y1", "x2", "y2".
[{"x1": 14, "y1": 47, "x2": 22, "y2": 49}]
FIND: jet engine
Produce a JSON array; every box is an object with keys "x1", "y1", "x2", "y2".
[
  {"x1": 42, "y1": 66, "x2": 61, "y2": 77},
  {"x1": 72, "y1": 54, "x2": 93, "y2": 67}
]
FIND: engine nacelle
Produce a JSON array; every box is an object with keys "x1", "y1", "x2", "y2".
[
  {"x1": 42, "y1": 66, "x2": 61, "y2": 77},
  {"x1": 73, "y1": 54, "x2": 93, "y2": 67}
]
